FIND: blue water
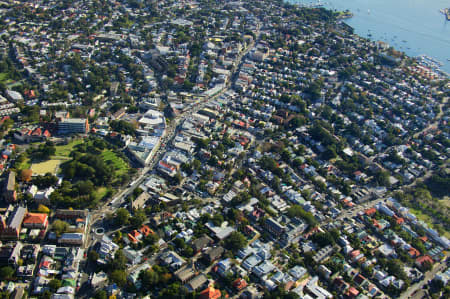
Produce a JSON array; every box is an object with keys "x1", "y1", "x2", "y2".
[{"x1": 289, "y1": 0, "x2": 450, "y2": 74}]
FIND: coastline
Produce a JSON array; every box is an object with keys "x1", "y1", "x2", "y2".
[{"x1": 287, "y1": 0, "x2": 450, "y2": 76}]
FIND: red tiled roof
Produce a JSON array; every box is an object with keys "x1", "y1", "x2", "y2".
[
  {"x1": 140, "y1": 225, "x2": 154, "y2": 237},
  {"x1": 129, "y1": 230, "x2": 141, "y2": 238},
  {"x1": 43, "y1": 130, "x2": 51, "y2": 137},
  {"x1": 199, "y1": 286, "x2": 221, "y2": 299},
  {"x1": 128, "y1": 234, "x2": 138, "y2": 243},
  {"x1": 347, "y1": 287, "x2": 359, "y2": 297},
  {"x1": 23, "y1": 213, "x2": 48, "y2": 225},
  {"x1": 365, "y1": 208, "x2": 377, "y2": 216},
  {"x1": 416, "y1": 255, "x2": 433, "y2": 265},
  {"x1": 350, "y1": 250, "x2": 360, "y2": 258},
  {"x1": 232, "y1": 278, "x2": 247, "y2": 290},
  {"x1": 409, "y1": 247, "x2": 420, "y2": 258}
]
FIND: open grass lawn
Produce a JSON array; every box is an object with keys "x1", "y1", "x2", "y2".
[
  {"x1": 410, "y1": 207, "x2": 450, "y2": 239},
  {"x1": 54, "y1": 139, "x2": 83, "y2": 157},
  {"x1": 0, "y1": 73, "x2": 8, "y2": 82},
  {"x1": 17, "y1": 158, "x2": 31, "y2": 170},
  {"x1": 17, "y1": 140, "x2": 81, "y2": 171},
  {"x1": 101, "y1": 150, "x2": 129, "y2": 175},
  {"x1": 31, "y1": 159, "x2": 63, "y2": 175},
  {"x1": 93, "y1": 186, "x2": 110, "y2": 201}
]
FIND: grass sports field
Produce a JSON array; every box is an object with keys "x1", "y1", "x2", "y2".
[{"x1": 30, "y1": 159, "x2": 63, "y2": 175}]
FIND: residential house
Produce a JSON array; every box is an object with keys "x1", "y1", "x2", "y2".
[
  {"x1": 186, "y1": 274, "x2": 208, "y2": 292},
  {"x1": 204, "y1": 246, "x2": 224, "y2": 264},
  {"x1": 415, "y1": 255, "x2": 434, "y2": 270},
  {"x1": 233, "y1": 278, "x2": 248, "y2": 291},
  {"x1": 175, "y1": 265, "x2": 196, "y2": 284},
  {"x1": 313, "y1": 245, "x2": 335, "y2": 263},
  {"x1": 253, "y1": 261, "x2": 275, "y2": 278},
  {"x1": 264, "y1": 217, "x2": 285, "y2": 237},
  {"x1": 289, "y1": 265, "x2": 307, "y2": 280},
  {"x1": 123, "y1": 247, "x2": 143, "y2": 265},
  {"x1": 199, "y1": 286, "x2": 221, "y2": 299},
  {"x1": 160, "y1": 251, "x2": 186, "y2": 270},
  {"x1": 192, "y1": 235, "x2": 213, "y2": 253}
]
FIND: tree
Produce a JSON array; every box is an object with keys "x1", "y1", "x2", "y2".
[
  {"x1": 114, "y1": 208, "x2": 130, "y2": 226},
  {"x1": 48, "y1": 279, "x2": 62, "y2": 291},
  {"x1": 426, "y1": 173, "x2": 450, "y2": 198},
  {"x1": 0, "y1": 266, "x2": 14, "y2": 280},
  {"x1": 212, "y1": 213, "x2": 224, "y2": 226},
  {"x1": 130, "y1": 209, "x2": 147, "y2": 228},
  {"x1": 376, "y1": 170, "x2": 391, "y2": 187},
  {"x1": 140, "y1": 269, "x2": 159, "y2": 290},
  {"x1": 110, "y1": 249, "x2": 127, "y2": 270},
  {"x1": 94, "y1": 290, "x2": 108, "y2": 299},
  {"x1": 37, "y1": 204, "x2": 50, "y2": 214},
  {"x1": 110, "y1": 120, "x2": 137, "y2": 136},
  {"x1": 32, "y1": 173, "x2": 58, "y2": 188},
  {"x1": 42, "y1": 290, "x2": 52, "y2": 299},
  {"x1": 414, "y1": 188, "x2": 432, "y2": 202},
  {"x1": 158, "y1": 282, "x2": 189, "y2": 299},
  {"x1": 311, "y1": 231, "x2": 337, "y2": 247},
  {"x1": 110, "y1": 269, "x2": 127, "y2": 287},
  {"x1": 387, "y1": 259, "x2": 407, "y2": 280},
  {"x1": 88, "y1": 250, "x2": 99, "y2": 263},
  {"x1": 264, "y1": 286, "x2": 299, "y2": 299},
  {"x1": 19, "y1": 169, "x2": 33, "y2": 182},
  {"x1": 52, "y1": 220, "x2": 69, "y2": 237},
  {"x1": 225, "y1": 231, "x2": 247, "y2": 253},
  {"x1": 287, "y1": 205, "x2": 318, "y2": 226}
]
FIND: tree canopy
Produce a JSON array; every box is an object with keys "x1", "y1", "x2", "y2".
[{"x1": 225, "y1": 231, "x2": 247, "y2": 253}]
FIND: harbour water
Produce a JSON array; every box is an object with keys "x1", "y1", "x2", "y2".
[{"x1": 289, "y1": 0, "x2": 450, "y2": 74}]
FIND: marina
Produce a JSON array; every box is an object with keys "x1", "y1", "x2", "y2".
[{"x1": 290, "y1": 0, "x2": 450, "y2": 74}]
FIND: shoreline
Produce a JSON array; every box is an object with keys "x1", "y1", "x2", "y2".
[{"x1": 288, "y1": 0, "x2": 450, "y2": 78}]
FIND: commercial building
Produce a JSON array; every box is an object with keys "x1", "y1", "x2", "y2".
[{"x1": 58, "y1": 118, "x2": 89, "y2": 134}]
